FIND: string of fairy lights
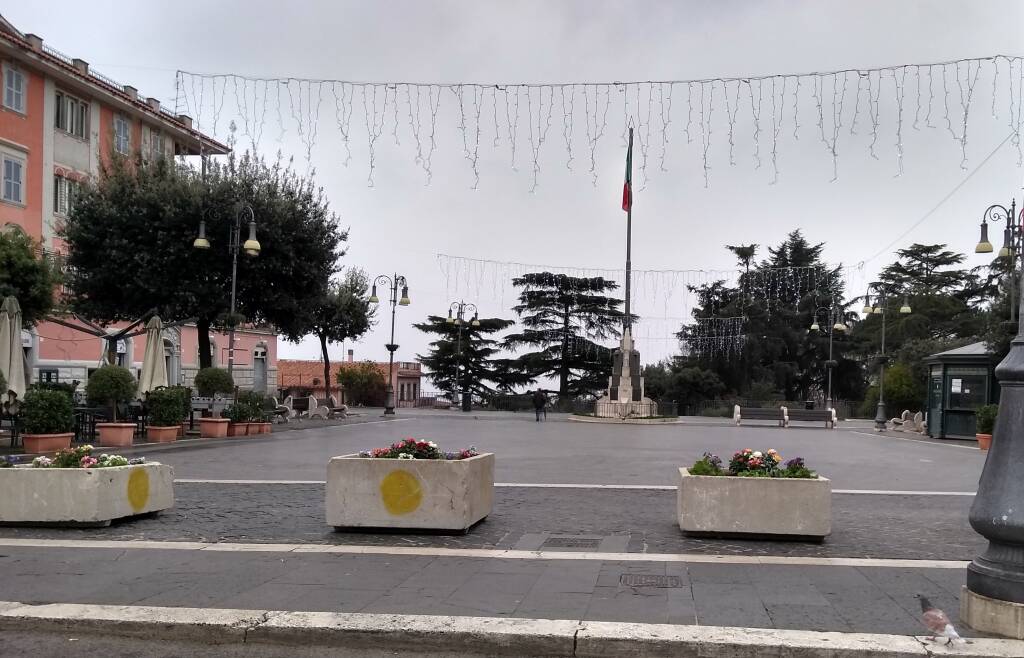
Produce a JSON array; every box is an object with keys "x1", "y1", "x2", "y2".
[
  {"x1": 176, "y1": 55, "x2": 1023, "y2": 189},
  {"x1": 437, "y1": 253, "x2": 863, "y2": 360}
]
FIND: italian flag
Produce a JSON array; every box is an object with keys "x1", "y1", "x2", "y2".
[{"x1": 622, "y1": 127, "x2": 633, "y2": 212}]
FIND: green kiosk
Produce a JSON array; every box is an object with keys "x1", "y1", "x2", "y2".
[{"x1": 924, "y1": 342, "x2": 1000, "y2": 439}]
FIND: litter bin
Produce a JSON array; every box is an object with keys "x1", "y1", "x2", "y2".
[
  {"x1": 461, "y1": 391, "x2": 472, "y2": 412},
  {"x1": 805, "y1": 400, "x2": 815, "y2": 410}
]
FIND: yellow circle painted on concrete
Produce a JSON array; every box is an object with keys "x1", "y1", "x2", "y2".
[
  {"x1": 380, "y1": 469, "x2": 422, "y2": 516},
  {"x1": 126, "y1": 468, "x2": 150, "y2": 513}
]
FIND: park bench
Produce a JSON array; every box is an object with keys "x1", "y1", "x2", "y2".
[
  {"x1": 783, "y1": 406, "x2": 837, "y2": 429},
  {"x1": 733, "y1": 405, "x2": 786, "y2": 427}
]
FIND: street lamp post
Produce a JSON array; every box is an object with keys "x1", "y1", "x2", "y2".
[
  {"x1": 369, "y1": 274, "x2": 410, "y2": 415},
  {"x1": 965, "y1": 198, "x2": 1024, "y2": 621},
  {"x1": 193, "y1": 204, "x2": 261, "y2": 377},
  {"x1": 809, "y1": 305, "x2": 847, "y2": 409},
  {"x1": 862, "y1": 285, "x2": 911, "y2": 431},
  {"x1": 446, "y1": 301, "x2": 479, "y2": 412}
]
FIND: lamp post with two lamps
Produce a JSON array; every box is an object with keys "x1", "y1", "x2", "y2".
[
  {"x1": 369, "y1": 275, "x2": 410, "y2": 415},
  {"x1": 446, "y1": 301, "x2": 480, "y2": 412},
  {"x1": 962, "y1": 198, "x2": 1024, "y2": 626},
  {"x1": 861, "y1": 285, "x2": 911, "y2": 431},
  {"x1": 808, "y1": 305, "x2": 848, "y2": 409},
  {"x1": 193, "y1": 204, "x2": 261, "y2": 377}
]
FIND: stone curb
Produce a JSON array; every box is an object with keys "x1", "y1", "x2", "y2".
[{"x1": 2, "y1": 601, "x2": 1023, "y2": 657}]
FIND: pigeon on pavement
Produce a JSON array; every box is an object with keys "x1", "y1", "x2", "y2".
[{"x1": 916, "y1": 594, "x2": 964, "y2": 645}]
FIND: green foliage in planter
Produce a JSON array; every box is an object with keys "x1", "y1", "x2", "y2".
[
  {"x1": 20, "y1": 388, "x2": 75, "y2": 435},
  {"x1": 976, "y1": 404, "x2": 999, "y2": 435},
  {"x1": 147, "y1": 388, "x2": 186, "y2": 427},
  {"x1": 194, "y1": 367, "x2": 234, "y2": 397},
  {"x1": 237, "y1": 391, "x2": 269, "y2": 422},
  {"x1": 29, "y1": 381, "x2": 77, "y2": 401},
  {"x1": 224, "y1": 402, "x2": 248, "y2": 424},
  {"x1": 166, "y1": 386, "x2": 192, "y2": 421},
  {"x1": 689, "y1": 452, "x2": 724, "y2": 476},
  {"x1": 86, "y1": 366, "x2": 137, "y2": 418}
]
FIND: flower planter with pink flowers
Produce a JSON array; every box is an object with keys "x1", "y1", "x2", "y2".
[{"x1": 677, "y1": 449, "x2": 831, "y2": 541}]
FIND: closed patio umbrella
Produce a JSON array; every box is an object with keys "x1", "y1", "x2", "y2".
[
  {"x1": 137, "y1": 316, "x2": 168, "y2": 396},
  {"x1": 0, "y1": 297, "x2": 26, "y2": 399}
]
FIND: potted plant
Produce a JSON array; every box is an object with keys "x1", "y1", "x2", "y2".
[
  {"x1": 975, "y1": 404, "x2": 998, "y2": 451},
  {"x1": 165, "y1": 386, "x2": 192, "y2": 436},
  {"x1": 145, "y1": 388, "x2": 184, "y2": 443},
  {"x1": 193, "y1": 367, "x2": 234, "y2": 398},
  {"x1": 20, "y1": 388, "x2": 75, "y2": 453},
  {"x1": 239, "y1": 391, "x2": 271, "y2": 434},
  {"x1": 678, "y1": 449, "x2": 831, "y2": 540},
  {"x1": 327, "y1": 438, "x2": 493, "y2": 532},
  {"x1": 87, "y1": 365, "x2": 138, "y2": 447},
  {"x1": 225, "y1": 400, "x2": 250, "y2": 436},
  {"x1": 0, "y1": 445, "x2": 173, "y2": 526}
]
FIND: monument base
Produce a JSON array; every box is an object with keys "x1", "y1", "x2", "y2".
[
  {"x1": 593, "y1": 399, "x2": 658, "y2": 418},
  {"x1": 961, "y1": 586, "x2": 1024, "y2": 639}
]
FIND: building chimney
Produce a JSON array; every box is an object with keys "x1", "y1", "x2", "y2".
[
  {"x1": 122, "y1": 85, "x2": 137, "y2": 101},
  {"x1": 177, "y1": 114, "x2": 193, "y2": 129},
  {"x1": 72, "y1": 58, "x2": 89, "y2": 75},
  {"x1": 347, "y1": 349, "x2": 354, "y2": 363},
  {"x1": 147, "y1": 97, "x2": 161, "y2": 111},
  {"x1": 24, "y1": 34, "x2": 43, "y2": 52}
]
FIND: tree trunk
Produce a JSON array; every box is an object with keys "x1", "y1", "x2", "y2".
[
  {"x1": 197, "y1": 317, "x2": 213, "y2": 369},
  {"x1": 558, "y1": 305, "x2": 570, "y2": 402},
  {"x1": 319, "y1": 332, "x2": 332, "y2": 405}
]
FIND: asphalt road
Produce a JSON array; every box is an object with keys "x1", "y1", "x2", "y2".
[{"x1": 120, "y1": 411, "x2": 986, "y2": 491}]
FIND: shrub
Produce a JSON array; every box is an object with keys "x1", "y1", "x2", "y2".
[
  {"x1": 237, "y1": 391, "x2": 269, "y2": 422},
  {"x1": 29, "y1": 381, "x2": 77, "y2": 400},
  {"x1": 86, "y1": 366, "x2": 137, "y2": 419},
  {"x1": 194, "y1": 368, "x2": 234, "y2": 397},
  {"x1": 20, "y1": 388, "x2": 75, "y2": 435},
  {"x1": 224, "y1": 402, "x2": 248, "y2": 423},
  {"x1": 976, "y1": 404, "x2": 999, "y2": 435},
  {"x1": 147, "y1": 388, "x2": 186, "y2": 427},
  {"x1": 166, "y1": 386, "x2": 192, "y2": 421},
  {"x1": 689, "y1": 452, "x2": 723, "y2": 476}
]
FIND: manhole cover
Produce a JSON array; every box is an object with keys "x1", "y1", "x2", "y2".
[
  {"x1": 620, "y1": 574, "x2": 684, "y2": 588},
  {"x1": 541, "y1": 537, "x2": 602, "y2": 549}
]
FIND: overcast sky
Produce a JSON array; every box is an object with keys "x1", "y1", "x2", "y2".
[{"x1": 8, "y1": 1, "x2": 1024, "y2": 383}]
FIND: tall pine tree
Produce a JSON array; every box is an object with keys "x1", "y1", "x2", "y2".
[
  {"x1": 503, "y1": 272, "x2": 627, "y2": 401},
  {"x1": 415, "y1": 316, "x2": 515, "y2": 399}
]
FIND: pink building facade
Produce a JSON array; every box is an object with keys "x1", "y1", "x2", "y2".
[{"x1": 0, "y1": 15, "x2": 278, "y2": 392}]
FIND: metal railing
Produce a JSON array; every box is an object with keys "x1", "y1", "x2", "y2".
[{"x1": 42, "y1": 43, "x2": 74, "y2": 66}]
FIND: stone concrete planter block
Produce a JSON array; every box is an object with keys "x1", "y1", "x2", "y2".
[
  {"x1": 326, "y1": 453, "x2": 494, "y2": 532},
  {"x1": 0, "y1": 463, "x2": 174, "y2": 526},
  {"x1": 146, "y1": 426, "x2": 178, "y2": 443},
  {"x1": 199, "y1": 418, "x2": 229, "y2": 438},
  {"x1": 96, "y1": 423, "x2": 136, "y2": 447},
  {"x1": 21, "y1": 433, "x2": 73, "y2": 454},
  {"x1": 677, "y1": 468, "x2": 831, "y2": 539}
]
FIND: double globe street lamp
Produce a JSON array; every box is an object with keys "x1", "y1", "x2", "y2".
[
  {"x1": 860, "y1": 285, "x2": 911, "y2": 431},
  {"x1": 193, "y1": 204, "x2": 261, "y2": 376},
  {"x1": 808, "y1": 305, "x2": 848, "y2": 409},
  {"x1": 369, "y1": 275, "x2": 410, "y2": 415},
  {"x1": 446, "y1": 301, "x2": 479, "y2": 412}
]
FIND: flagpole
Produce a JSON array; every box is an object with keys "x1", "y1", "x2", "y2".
[{"x1": 624, "y1": 127, "x2": 633, "y2": 333}]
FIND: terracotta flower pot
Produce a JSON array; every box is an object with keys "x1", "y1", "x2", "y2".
[
  {"x1": 96, "y1": 422, "x2": 136, "y2": 447},
  {"x1": 198, "y1": 417, "x2": 229, "y2": 438},
  {"x1": 228, "y1": 423, "x2": 249, "y2": 437},
  {"x1": 977, "y1": 433, "x2": 992, "y2": 451},
  {"x1": 22, "y1": 433, "x2": 74, "y2": 454},
  {"x1": 177, "y1": 423, "x2": 186, "y2": 437},
  {"x1": 146, "y1": 426, "x2": 179, "y2": 443},
  {"x1": 257, "y1": 422, "x2": 272, "y2": 434}
]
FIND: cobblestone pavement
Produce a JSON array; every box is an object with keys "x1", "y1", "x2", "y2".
[
  {"x1": 113, "y1": 413, "x2": 986, "y2": 490},
  {"x1": 0, "y1": 483, "x2": 984, "y2": 560}
]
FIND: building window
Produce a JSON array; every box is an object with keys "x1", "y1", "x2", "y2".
[
  {"x1": 2, "y1": 153, "x2": 24, "y2": 204},
  {"x1": 55, "y1": 91, "x2": 88, "y2": 139},
  {"x1": 3, "y1": 63, "x2": 25, "y2": 113},
  {"x1": 54, "y1": 174, "x2": 82, "y2": 215},
  {"x1": 39, "y1": 368, "x2": 59, "y2": 383},
  {"x1": 149, "y1": 128, "x2": 164, "y2": 161},
  {"x1": 113, "y1": 114, "x2": 130, "y2": 154}
]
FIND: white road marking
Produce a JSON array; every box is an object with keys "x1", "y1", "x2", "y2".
[
  {"x1": 848, "y1": 430, "x2": 979, "y2": 450},
  {"x1": 0, "y1": 537, "x2": 969, "y2": 569},
  {"x1": 173, "y1": 479, "x2": 974, "y2": 495}
]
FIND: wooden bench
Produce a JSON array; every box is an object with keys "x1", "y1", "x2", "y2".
[
  {"x1": 733, "y1": 405, "x2": 786, "y2": 427},
  {"x1": 783, "y1": 407, "x2": 837, "y2": 429}
]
